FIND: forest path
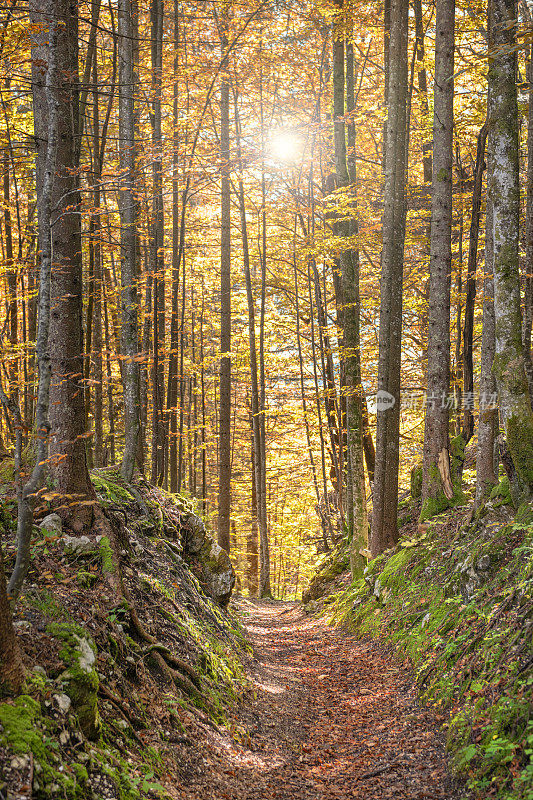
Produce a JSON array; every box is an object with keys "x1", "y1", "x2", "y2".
[{"x1": 179, "y1": 599, "x2": 467, "y2": 800}]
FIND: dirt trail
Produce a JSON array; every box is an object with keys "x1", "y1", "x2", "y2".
[{"x1": 178, "y1": 600, "x2": 467, "y2": 800}]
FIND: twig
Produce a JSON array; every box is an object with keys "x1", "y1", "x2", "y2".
[{"x1": 356, "y1": 760, "x2": 403, "y2": 780}]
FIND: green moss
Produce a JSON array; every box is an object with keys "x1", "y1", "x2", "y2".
[
  {"x1": 47, "y1": 622, "x2": 101, "y2": 739},
  {"x1": 76, "y1": 570, "x2": 98, "y2": 588},
  {"x1": 490, "y1": 476, "x2": 512, "y2": 506},
  {"x1": 0, "y1": 695, "x2": 88, "y2": 798},
  {"x1": 326, "y1": 514, "x2": 533, "y2": 800},
  {"x1": 410, "y1": 464, "x2": 423, "y2": 499},
  {"x1": 0, "y1": 457, "x2": 15, "y2": 484},
  {"x1": 99, "y1": 535, "x2": 114, "y2": 575},
  {"x1": 506, "y1": 412, "x2": 533, "y2": 495},
  {"x1": 91, "y1": 470, "x2": 134, "y2": 504},
  {"x1": 0, "y1": 695, "x2": 41, "y2": 753},
  {"x1": 379, "y1": 547, "x2": 413, "y2": 590}
]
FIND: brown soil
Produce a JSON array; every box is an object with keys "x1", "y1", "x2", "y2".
[{"x1": 174, "y1": 599, "x2": 468, "y2": 800}]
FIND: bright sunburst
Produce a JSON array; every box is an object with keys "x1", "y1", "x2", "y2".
[{"x1": 268, "y1": 130, "x2": 301, "y2": 164}]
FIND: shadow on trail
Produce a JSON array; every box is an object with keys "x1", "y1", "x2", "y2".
[{"x1": 180, "y1": 599, "x2": 467, "y2": 800}]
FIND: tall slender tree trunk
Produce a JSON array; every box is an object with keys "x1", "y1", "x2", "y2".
[
  {"x1": 8, "y1": 0, "x2": 56, "y2": 600},
  {"x1": 168, "y1": 0, "x2": 181, "y2": 492},
  {"x1": 413, "y1": 0, "x2": 432, "y2": 184},
  {"x1": 150, "y1": 0, "x2": 165, "y2": 485},
  {"x1": 248, "y1": 416, "x2": 259, "y2": 596},
  {"x1": 488, "y1": 0, "x2": 533, "y2": 498},
  {"x1": 218, "y1": 13, "x2": 232, "y2": 553},
  {"x1": 46, "y1": 0, "x2": 94, "y2": 525},
  {"x1": 370, "y1": 0, "x2": 409, "y2": 555},
  {"x1": 420, "y1": 0, "x2": 455, "y2": 522},
  {"x1": 118, "y1": 0, "x2": 140, "y2": 482},
  {"x1": 257, "y1": 51, "x2": 272, "y2": 595},
  {"x1": 524, "y1": 43, "x2": 533, "y2": 399},
  {"x1": 234, "y1": 91, "x2": 266, "y2": 587},
  {"x1": 476, "y1": 196, "x2": 498, "y2": 505},
  {"x1": 3, "y1": 146, "x2": 17, "y2": 407},
  {"x1": 462, "y1": 123, "x2": 488, "y2": 442},
  {"x1": 91, "y1": 54, "x2": 104, "y2": 468},
  {"x1": 332, "y1": 13, "x2": 368, "y2": 567}
]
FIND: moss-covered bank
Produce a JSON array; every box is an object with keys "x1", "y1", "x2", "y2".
[
  {"x1": 325, "y1": 504, "x2": 532, "y2": 800},
  {"x1": 0, "y1": 469, "x2": 248, "y2": 799}
]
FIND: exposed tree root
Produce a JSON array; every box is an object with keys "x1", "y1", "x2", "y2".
[{"x1": 93, "y1": 504, "x2": 209, "y2": 711}]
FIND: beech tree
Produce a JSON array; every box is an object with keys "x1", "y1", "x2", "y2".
[
  {"x1": 420, "y1": 0, "x2": 455, "y2": 521},
  {"x1": 370, "y1": 0, "x2": 409, "y2": 556},
  {"x1": 38, "y1": 0, "x2": 95, "y2": 526},
  {"x1": 332, "y1": 7, "x2": 368, "y2": 566},
  {"x1": 118, "y1": 0, "x2": 140, "y2": 482},
  {"x1": 218, "y1": 7, "x2": 232, "y2": 553},
  {"x1": 488, "y1": 0, "x2": 533, "y2": 499}
]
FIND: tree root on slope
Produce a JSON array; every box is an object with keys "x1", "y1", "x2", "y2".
[{"x1": 92, "y1": 505, "x2": 212, "y2": 713}]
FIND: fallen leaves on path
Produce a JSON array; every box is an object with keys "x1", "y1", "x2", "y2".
[{"x1": 175, "y1": 600, "x2": 468, "y2": 800}]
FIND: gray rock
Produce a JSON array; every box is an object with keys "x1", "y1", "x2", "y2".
[
  {"x1": 181, "y1": 511, "x2": 235, "y2": 607},
  {"x1": 10, "y1": 755, "x2": 30, "y2": 770},
  {"x1": 477, "y1": 555, "x2": 491, "y2": 571},
  {"x1": 40, "y1": 513, "x2": 62, "y2": 535},
  {"x1": 61, "y1": 535, "x2": 97, "y2": 556},
  {"x1": 53, "y1": 693, "x2": 72, "y2": 714}
]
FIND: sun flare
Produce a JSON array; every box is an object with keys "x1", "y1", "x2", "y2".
[{"x1": 269, "y1": 131, "x2": 301, "y2": 164}]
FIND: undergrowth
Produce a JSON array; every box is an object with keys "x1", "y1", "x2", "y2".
[{"x1": 326, "y1": 508, "x2": 533, "y2": 800}]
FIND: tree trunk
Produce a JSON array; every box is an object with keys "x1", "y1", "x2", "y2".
[
  {"x1": 218, "y1": 15, "x2": 231, "y2": 553},
  {"x1": 91, "y1": 53, "x2": 104, "y2": 468},
  {"x1": 248, "y1": 420, "x2": 259, "y2": 597},
  {"x1": 46, "y1": 0, "x2": 95, "y2": 526},
  {"x1": 420, "y1": 0, "x2": 455, "y2": 522},
  {"x1": 370, "y1": 0, "x2": 409, "y2": 555},
  {"x1": 462, "y1": 123, "x2": 488, "y2": 443},
  {"x1": 118, "y1": 0, "x2": 140, "y2": 482},
  {"x1": 333, "y1": 16, "x2": 368, "y2": 568},
  {"x1": 488, "y1": 0, "x2": 533, "y2": 498},
  {"x1": 524, "y1": 43, "x2": 533, "y2": 399},
  {"x1": 150, "y1": 0, "x2": 165, "y2": 486},
  {"x1": 8, "y1": 0, "x2": 56, "y2": 600},
  {"x1": 476, "y1": 196, "x2": 498, "y2": 505},
  {"x1": 0, "y1": 544, "x2": 24, "y2": 695}
]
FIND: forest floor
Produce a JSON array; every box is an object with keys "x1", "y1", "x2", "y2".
[{"x1": 176, "y1": 599, "x2": 469, "y2": 800}]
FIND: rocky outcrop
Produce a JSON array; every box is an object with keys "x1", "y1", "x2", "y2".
[{"x1": 181, "y1": 511, "x2": 235, "y2": 608}]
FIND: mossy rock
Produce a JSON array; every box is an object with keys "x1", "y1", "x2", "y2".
[
  {"x1": 91, "y1": 470, "x2": 134, "y2": 505},
  {"x1": 47, "y1": 623, "x2": 101, "y2": 739},
  {"x1": 302, "y1": 545, "x2": 350, "y2": 603},
  {"x1": 181, "y1": 511, "x2": 235, "y2": 607},
  {"x1": 489, "y1": 475, "x2": 512, "y2": 507},
  {"x1": 410, "y1": 463, "x2": 423, "y2": 499},
  {"x1": 0, "y1": 695, "x2": 88, "y2": 798}
]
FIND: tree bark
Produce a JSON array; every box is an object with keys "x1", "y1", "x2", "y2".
[
  {"x1": 45, "y1": 0, "x2": 95, "y2": 525},
  {"x1": 218, "y1": 14, "x2": 232, "y2": 553},
  {"x1": 333, "y1": 16, "x2": 368, "y2": 567},
  {"x1": 420, "y1": 0, "x2": 455, "y2": 522},
  {"x1": 462, "y1": 123, "x2": 488, "y2": 443},
  {"x1": 0, "y1": 544, "x2": 24, "y2": 695},
  {"x1": 118, "y1": 0, "x2": 140, "y2": 482},
  {"x1": 524, "y1": 43, "x2": 533, "y2": 399},
  {"x1": 476, "y1": 196, "x2": 498, "y2": 505},
  {"x1": 8, "y1": 0, "x2": 56, "y2": 600},
  {"x1": 370, "y1": 0, "x2": 409, "y2": 555},
  {"x1": 150, "y1": 0, "x2": 165, "y2": 486},
  {"x1": 488, "y1": 0, "x2": 533, "y2": 498}
]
